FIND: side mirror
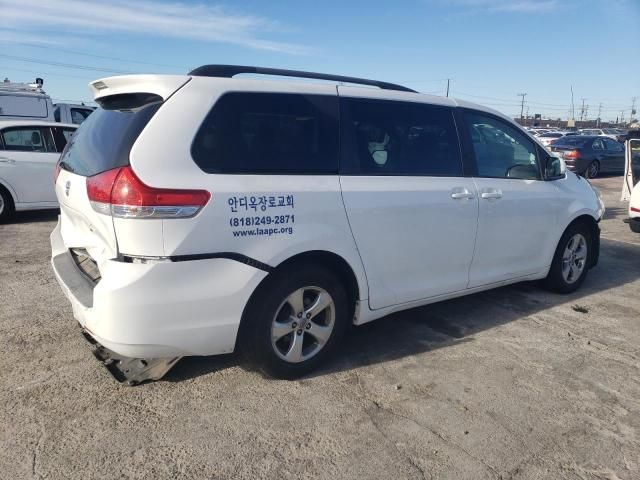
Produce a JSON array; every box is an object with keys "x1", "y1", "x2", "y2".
[{"x1": 545, "y1": 154, "x2": 566, "y2": 180}]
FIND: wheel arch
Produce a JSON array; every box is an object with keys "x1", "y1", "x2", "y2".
[
  {"x1": 236, "y1": 250, "x2": 363, "y2": 349},
  {"x1": 557, "y1": 213, "x2": 600, "y2": 268},
  {"x1": 0, "y1": 178, "x2": 18, "y2": 211},
  {"x1": 0, "y1": 178, "x2": 17, "y2": 206}
]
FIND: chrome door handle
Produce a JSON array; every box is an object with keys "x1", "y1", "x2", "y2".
[
  {"x1": 451, "y1": 188, "x2": 475, "y2": 200},
  {"x1": 480, "y1": 190, "x2": 502, "y2": 199}
]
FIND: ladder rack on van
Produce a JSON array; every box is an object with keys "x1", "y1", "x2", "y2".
[
  {"x1": 0, "y1": 82, "x2": 45, "y2": 94},
  {"x1": 188, "y1": 64, "x2": 417, "y2": 93}
]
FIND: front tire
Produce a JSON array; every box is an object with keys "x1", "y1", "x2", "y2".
[
  {"x1": 241, "y1": 265, "x2": 349, "y2": 379},
  {"x1": 0, "y1": 187, "x2": 15, "y2": 223},
  {"x1": 542, "y1": 223, "x2": 593, "y2": 293}
]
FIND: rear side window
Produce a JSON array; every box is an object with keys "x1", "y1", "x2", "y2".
[
  {"x1": 1, "y1": 127, "x2": 55, "y2": 152},
  {"x1": 192, "y1": 92, "x2": 339, "y2": 174},
  {"x1": 340, "y1": 98, "x2": 462, "y2": 176},
  {"x1": 51, "y1": 127, "x2": 76, "y2": 152},
  {"x1": 59, "y1": 95, "x2": 161, "y2": 177}
]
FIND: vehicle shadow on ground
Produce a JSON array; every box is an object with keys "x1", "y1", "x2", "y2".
[
  {"x1": 166, "y1": 238, "x2": 640, "y2": 383},
  {"x1": 7, "y1": 209, "x2": 59, "y2": 224}
]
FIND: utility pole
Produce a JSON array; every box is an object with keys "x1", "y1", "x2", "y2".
[
  {"x1": 579, "y1": 98, "x2": 586, "y2": 122},
  {"x1": 620, "y1": 111, "x2": 625, "y2": 125},
  {"x1": 446, "y1": 78, "x2": 450, "y2": 97},
  {"x1": 597, "y1": 103, "x2": 603, "y2": 127},
  {"x1": 570, "y1": 85, "x2": 575, "y2": 120},
  {"x1": 517, "y1": 93, "x2": 527, "y2": 122},
  {"x1": 631, "y1": 96, "x2": 638, "y2": 121}
]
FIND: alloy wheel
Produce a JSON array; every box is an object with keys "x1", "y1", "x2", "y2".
[
  {"x1": 561, "y1": 233, "x2": 588, "y2": 284},
  {"x1": 270, "y1": 286, "x2": 335, "y2": 363}
]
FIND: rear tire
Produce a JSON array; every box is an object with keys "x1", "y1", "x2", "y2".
[
  {"x1": 241, "y1": 264, "x2": 349, "y2": 379},
  {"x1": 585, "y1": 161, "x2": 600, "y2": 179},
  {"x1": 542, "y1": 222, "x2": 593, "y2": 293},
  {"x1": 0, "y1": 187, "x2": 15, "y2": 223},
  {"x1": 630, "y1": 219, "x2": 640, "y2": 233}
]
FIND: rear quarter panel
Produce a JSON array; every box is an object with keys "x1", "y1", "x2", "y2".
[{"x1": 127, "y1": 78, "x2": 370, "y2": 302}]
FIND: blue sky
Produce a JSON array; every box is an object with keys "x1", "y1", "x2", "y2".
[{"x1": 1, "y1": 0, "x2": 638, "y2": 122}]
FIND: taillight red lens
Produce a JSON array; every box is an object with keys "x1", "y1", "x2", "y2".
[
  {"x1": 110, "y1": 167, "x2": 210, "y2": 207},
  {"x1": 86, "y1": 166, "x2": 210, "y2": 218},
  {"x1": 86, "y1": 168, "x2": 121, "y2": 204},
  {"x1": 562, "y1": 150, "x2": 581, "y2": 159},
  {"x1": 631, "y1": 206, "x2": 640, "y2": 213}
]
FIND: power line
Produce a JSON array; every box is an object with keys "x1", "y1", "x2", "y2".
[
  {"x1": 8, "y1": 41, "x2": 185, "y2": 70},
  {"x1": 0, "y1": 54, "x2": 135, "y2": 75},
  {"x1": 1, "y1": 65, "x2": 97, "y2": 81}
]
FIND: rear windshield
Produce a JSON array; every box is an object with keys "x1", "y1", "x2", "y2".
[
  {"x1": 59, "y1": 96, "x2": 161, "y2": 177},
  {"x1": 553, "y1": 137, "x2": 589, "y2": 147}
]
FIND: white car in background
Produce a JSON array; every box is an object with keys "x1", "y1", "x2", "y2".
[
  {"x1": 529, "y1": 128, "x2": 551, "y2": 136},
  {"x1": 579, "y1": 128, "x2": 622, "y2": 142},
  {"x1": 0, "y1": 121, "x2": 76, "y2": 221},
  {"x1": 537, "y1": 131, "x2": 577, "y2": 147},
  {"x1": 622, "y1": 133, "x2": 640, "y2": 232}
]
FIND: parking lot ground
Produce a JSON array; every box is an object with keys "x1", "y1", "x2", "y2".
[{"x1": 1, "y1": 175, "x2": 639, "y2": 480}]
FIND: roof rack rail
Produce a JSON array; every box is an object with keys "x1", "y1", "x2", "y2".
[{"x1": 188, "y1": 65, "x2": 417, "y2": 93}]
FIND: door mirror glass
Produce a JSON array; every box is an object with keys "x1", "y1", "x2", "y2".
[{"x1": 545, "y1": 155, "x2": 566, "y2": 180}]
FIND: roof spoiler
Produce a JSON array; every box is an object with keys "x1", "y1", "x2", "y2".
[{"x1": 89, "y1": 75, "x2": 190, "y2": 102}]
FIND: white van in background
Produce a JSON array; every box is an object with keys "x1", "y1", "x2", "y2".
[
  {"x1": 0, "y1": 78, "x2": 54, "y2": 122},
  {"x1": 54, "y1": 103, "x2": 96, "y2": 124}
]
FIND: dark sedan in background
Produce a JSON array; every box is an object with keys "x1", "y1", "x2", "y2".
[{"x1": 549, "y1": 135, "x2": 625, "y2": 178}]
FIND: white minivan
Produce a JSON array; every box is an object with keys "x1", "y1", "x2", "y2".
[
  {"x1": 0, "y1": 79, "x2": 54, "y2": 122},
  {"x1": 51, "y1": 66, "x2": 605, "y2": 383}
]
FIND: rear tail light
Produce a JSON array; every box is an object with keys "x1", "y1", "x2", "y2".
[
  {"x1": 86, "y1": 166, "x2": 210, "y2": 219},
  {"x1": 631, "y1": 207, "x2": 640, "y2": 213},
  {"x1": 562, "y1": 149, "x2": 581, "y2": 160}
]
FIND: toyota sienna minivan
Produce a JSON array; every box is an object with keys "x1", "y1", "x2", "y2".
[{"x1": 51, "y1": 65, "x2": 605, "y2": 383}]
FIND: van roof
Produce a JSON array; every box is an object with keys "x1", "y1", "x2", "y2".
[{"x1": 90, "y1": 65, "x2": 518, "y2": 128}]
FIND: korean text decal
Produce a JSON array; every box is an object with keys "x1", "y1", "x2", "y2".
[{"x1": 227, "y1": 195, "x2": 295, "y2": 237}]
